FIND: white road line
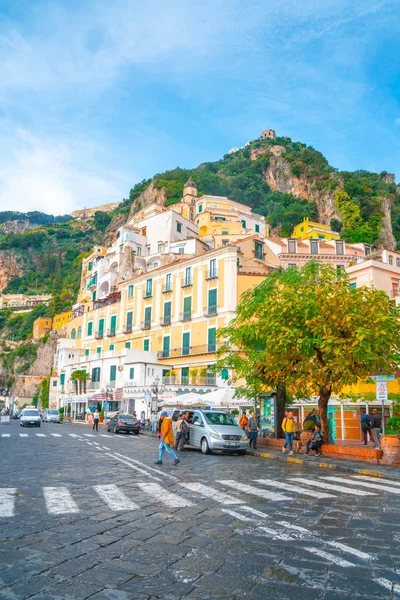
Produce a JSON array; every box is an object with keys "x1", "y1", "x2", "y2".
[
  {"x1": 374, "y1": 578, "x2": 400, "y2": 595},
  {"x1": 50, "y1": 433, "x2": 62, "y2": 437},
  {"x1": 102, "y1": 446, "x2": 111, "y2": 450},
  {"x1": 94, "y1": 484, "x2": 140, "y2": 511},
  {"x1": 1, "y1": 434, "x2": 10, "y2": 437},
  {"x1": 113, "y1": 452, "x2": 179, "y2": 482},
  {"x1": 255, "y1": 478, "x2": 335, "y2": 499},
  {"x1": 306, "y1": 547, "x2": 355, "y2": 567},
  {"x1": 83, "y1": 434, "x2": 95, "y2": 437},
  {"x1": 100, "y1": 435, "x2": 111, "y2": 438},
  {"x1": 104, "y1": 453, "x2": 163, "y2": 481},
  {"x1": 352, "y1": 475, "x2": 400, "y2": 487},
  {"x1": 86, "y1": 442, "x2": 93, "y2": 446},
  {"x1": 180, "y1": 482, "x2": 244, "y2": 505},
  {"x1": 68, "y1": 434, "x2": 82, "y2": 438},
  {"x1": 221, "y1": 509, "x2": 294, "y2": 541},
  {"x1": 294, "y1": 477, "x2": 376, "y2": 496},
  {"x1": 136, "y1": 482, "x2": 194, "y2": 508},
  {"x1": 0, "y1": 488, "x2": 17, "y2": 517},
  {"x1": 222, "y1": 508, "x2": 255, "y2": 523},
  {"x1": 217, "y1": 480, "x2": 289, "y2": 502},
  {"x1": 36, "y1": 434, "x2": 46, "y2": 437},
  {"x1": 322, "y1": 476, "x2": 400, "y2": 495},
  {"x1": 325, "y1": 540, "x2": 371, "y2": 561},
  {"x1": 94, "y1": 446, "x2": 103, "y2": 451},
  {"x1": 19, "y1": 434, "x2": 28, "y2": 437},
  {"x1": 43, "y1": 487, "x2": 79, "y2": 514},
  {"x1": 92, "y1": 442, "x2": 100, "y2": 445}
]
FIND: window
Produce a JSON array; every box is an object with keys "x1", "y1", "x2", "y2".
[
  {"x1": 110, "y1": 365, "x2": 117, "y2": 382},
  {"x1": 310, "y1": 240, "x2": 318, "y2": 255},
  {"x1": 397, "y1": 259, "x2": 400, "y2": 268},
  {"x1": 300, "y1": 227, "x2": 304, "y2": 232},
  {"x1": 145, "y1": 279, "x2": 152, "y2": 297},
  {"x1": 255, "y1": 224, "x2": 260, "y2": 233},
  {"x1": 209, "y1": 259, "x2": 217, "y2": 278},
  {"x1": 389, "y1": 255, "x2": 393, "y2": 265},
  {"x1": 87, "y1": 321, "x2": 93, "y2": 336},
  {"x1": 126, "y1": 311, "x2": 133, "y2": 332},
  {"x1": 288, "y1": 239, "x2": 296, "y2": 253},
  {"x1": 162, "y1": 336, "x2": 170, "y2": 358},
  {"x1": 365, "y1": 245, "x2": 371, "y2": 256},
  {"x1": 136, "y1": 246, "x2": 142, "y2": 256},
  {"x1": 92, "y1": 291, "x2": 96, "y2": 301},
  {"x1": 129, "y1": 367, "x2": 135, "y2": 379},
  {"x1": 198, "y1": 205, "x2": 203, "y2": 213},
  {"x1": 125, "y1": 341, "x2": 131, "y2": 349},
  {"x1": 336, "y1": 241, "x2": 344, "y2": 255},
  {"x1": 110, "y1": 315, "x2": 117, "y2": 335},
  {"x1": 98, "y1": 318, "x2": 104, "y2": 336},
  {"x1": 184, "y1": 267, "x2": 192, "y2": 286},
  {"x1": 144, "y1": 339, "x2": 150, "y2": 351},
  {"x1": 221, "y1": 368, "x2": 229, "y2": 381},
  {"x1": 53, "y1": 380, "x2": 57, "y2": 387},
  {"x1": 178, "y1": 247, "x2": 185, "y2": 254},
  {"x1": 128, "y1": 285, "x2": 134, "y2": 298},
  {"x1": 88, "y1": 262, "x2": 93, "y2": 271},
  {"x1": 60, "y1": 374, "x2": 65, "y2": 386},
  {"x1": 208, "y1": 327, "x2": 216, "y2": 352},
  {"x1": 349, "y1": 282, "x2": 356, "y2": 290},
  {"x1": 208, "y1": 288, "x2": 217, "y2": 315},
  {"x1": 96, "y1": 347, "x2": 101, "y2": 354},
  {"x1": 214, "y1": 216, "x2": 226, "y2": 222},
  {"x1": 71, "y1": 328, "x2": 76, "y2": 339},
  {"x1": 109, "y1": 344, "x2": 115, "y2": 351},
  {"x1": 177, "y1": 222, "x2": 182, "y2": 233},
  {"x1": 182, "y1": 332, "x2": 190, "y2": 356},
  {"x1": 77, "y1": 326, "x2": 82, "y2": 339},
  {"x1": 254, "y1": 241, "x2": 263, "y2": 260},
  {"x1": 222, "y1": 240, "x2": 229, "y2": 246},
  {"x1": 163, "y1": 301, "x2": 172, "y2": 324},
  {"x1": 222, "y1": 230, "x2": 229, "y2": 235},
  {"x1": 241, "y1": 220, "x2": 246, "y2": 229},
  {"x1": 144, "y1": 306, "x2": 152, "y2": 328},
  {"x1": 336, "y1": 265, "x2": 345, "y2": 272},
  {"x1": 85, "y1": 349, "x2": 89, "y2": 356},
  {"x1": 181, "y1": 367, "x2": 189, "y2": 385},
  {"x1": 183, "y1": 296, "x2": 192, "y2": 320},
  {"x1": 165, "y1": 273, "x2": 172, "y2": 291},
  {"x1": 158, "y1": 243, "x2": 163, "y2": 253},
  {"x1": 288, "y1": 263, "x2": 297, "y2": 268},
  {"x1": 91, "y1": 367, "x2": 101, "y2": 382}
]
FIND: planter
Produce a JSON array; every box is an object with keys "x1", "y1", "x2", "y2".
[
  {"x1": 300, "y1": 430, "x2": 312, "y2": 448},
  {"x1": 381, "y1": 434, "x2": 400, "y2": 465}
]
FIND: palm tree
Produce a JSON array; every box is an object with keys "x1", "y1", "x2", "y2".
[{"x1": 70, "y1": 370, "x2": 91, "y2": 394}]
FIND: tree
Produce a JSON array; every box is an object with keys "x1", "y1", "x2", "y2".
[
  {"x1": 218, "y1": 261, "x2": 400, "y2": 442},
  {"x1": 93, "y1": 211, "x2": 112, "y2": 232},
  {"x1": 70, "y1": 370, "x2": 91, "y2": 394}
]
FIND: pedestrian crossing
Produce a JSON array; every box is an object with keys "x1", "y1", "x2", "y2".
[
  {"x1": 0, "y1": 432, "x2": 132, "y2": 439},
  {"x1": 1, "y1": 474, "x2": 398, "y2": 519}
]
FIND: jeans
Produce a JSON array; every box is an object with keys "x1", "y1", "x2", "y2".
[
  {"x1": 249, "y1": 431, "x2": 258, "y2": 448},
  {"x1": 151, "y1": 421, "x2": 157, "y2": 434},
  {"x1": 283, "y1": 432, "x2": 294, "y2": 451},
  {"x1": 306, "y1": 440, "x2": 323, "y2": 454},
  {"x1": 362, "y1": 427, "x2": 374, "y2": 444},
  {"x1": 159, "y1": 439, "x2": 178, "y2": 461},
  {"x1": 329, "y1": 431, "x2": 335, "y2": 444},
  {"x1": 371, "y1": 427, "x2": 381, "y2": 448},
  {"x1": 93, "y1": 419, "x2": 99, "y2": 431}
]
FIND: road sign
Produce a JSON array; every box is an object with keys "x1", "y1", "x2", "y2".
[
  {"x1": 376, "y1": 381, "x2": 388, "y2": 401},
  {"x1": 370, "y1": 375, "x2": 395, "y2": 382}
]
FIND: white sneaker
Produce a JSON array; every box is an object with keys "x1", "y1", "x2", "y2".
[
  {"x1": 282, "y1": 447, "x2": 286, "y2": 453},
  {"x1": 289, "y1": 451, "x2": 294, "y2": 456}
]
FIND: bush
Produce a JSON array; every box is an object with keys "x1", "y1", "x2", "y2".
[
  {"x1": 386, "y1": 417, "x2": 400, "y2": 435},
  {"x1": 303, "y1": 419, "x2": 315, "y2": 431}
]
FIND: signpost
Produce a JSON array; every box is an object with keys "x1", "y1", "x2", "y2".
[{"x1": 376, "y1": 381, "x2": 388, "y2": 436}]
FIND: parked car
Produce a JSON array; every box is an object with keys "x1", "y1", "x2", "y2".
[
  {"x1": 20, "y1": 408, "x2": 41, "y2": 427},
  {"x1": 43, "y1": 409, "x2": 61, "y2": 423},
  {"x1": 107, "y1": 414, "x2": 140, "y2": 435},
  {"x1": 168, "y1": 408, "x2": 249, "y2": 455}
]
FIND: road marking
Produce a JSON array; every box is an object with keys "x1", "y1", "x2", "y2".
[
  {"x1": 325, "y1": 540, "x2": 371, "y2": 561},
  {"x1": 86, "y1": 442, "x2": 93, "y2": 446},
  {"x1": 0, "y1": 488, "x2": 17, "y2": 517},
  {"x1": 36, "y1": 434, "x2": 46, "y2": 437},
  {"x1": 83, "y1": 434, "x2": 95, "y2": 437},
  {"x1": 50, "y1": 433, "x2": 62, "y2": 437},
  {"x1": 102, "y1": 446, "x2": 111, "y2": 450},
  {"x1": 222, "y1": 508, "x2": 255, "y2": 523},
  {"x1": 294, "y1": 477, "x2": 375, "y2": 496},
  {"x1": 92, "y1": 442, "x2": 100, "y2": 445},
  {"x1": 322, "y1": 476, "x2": 400, "y2": 495},
  {"x1": 374, "y1": 578, "x2": 400, "y2": 595},
  {"x1": 94, "y1": 484, "x2": 139, "y2": 511},
  {"x1": 305, "y1": 547, "x2": 355, "y2": 567},
  {"x1": 1, "y1": 434, "x2": 10, "y2": 437},
  {"x1": 217, "y1": 480, "x2": 288, "y2": 502},
  {"x1": 19, "y1": 434, "x2": 28, "y2": 437},
  {"x1": 43, "y1": 487, "x2": 79, "y2": 514},
  {"x1": 136, "y1": 482, "x2": 194, "y2": 507},
  {"x1": 255, "y1": 478, "x2": 335, "y2": 499},
  {"x1": 113, "y1": 452, "x2": 179, "y2": 482},
  {"x1": 180, "y1": 482, "x2": 244, "y2": 505},
  {"x1": 352, "y1": 475, "x2": 400, "y2": 487},
  {"x1": 221, "y1": 508, "x2": 294, "y2": 540},
  {"x1": 68, "y1": 434, "x2": 82, "y2": 438},
  {"x1": 100, "y1": 434, "x2": 111, "y2": 438},
  {"x1": 94, "y1": 446, "x2": 103, "y2": 451},
  {"x1": 104, "y1": 453, "x2": 163, "y2": 482}
]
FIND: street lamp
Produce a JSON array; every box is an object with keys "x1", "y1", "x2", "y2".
[{"x1": 151, "y1": 376, "x2": 165, "y2": 414}]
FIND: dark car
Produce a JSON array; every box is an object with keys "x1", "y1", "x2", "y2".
[{"x1": 107, "y1": 414, "x2": 140, "y2": 435}]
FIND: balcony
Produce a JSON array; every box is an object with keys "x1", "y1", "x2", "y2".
[
  {"x1": 88, "y1": 381, "x2": 101, "y2": 390},
  {"x1": 140, "y1": 321, "x2": 151, "y2": 330},
  {"x1": 107, "y1": 328, "x2": 116, "y2": 337},
  {"x1": 203, "y1": 306, "x2": 217, "y2": 317},
  {"x1": 181, "y1": 278, "x2": 193, "y2": 289},
  {"x1": 95, "y1": 330, "x2": 104, "y2": 339},
  {"x1": 205, "y1": 270, "x2": 218, "y2": 280},
  {"x1": 162, "y1": 285, "x2": 173, "y2": 294},
  {"x1": 162, "y1": 376, "x2": 217, "y2": 386},
  {"x1": 123, "y1": 324, "x2": 133, "y2": 334},
  {"x1": 179, "y1": 311, "x2": 192, "y2": 322},
  {"x1": 93, "y1": 291, "x2": 121, "y2": 310},
  {"x1": 88, "y1": 277, "x2": 97, "y2": 289},
  {"x1": 143, "y1": 291, "x2": 153, "y2": 299},
  {"x1": 157, "y1": 343, "x2": 221, "y2": 359},
  {"x1": 160, "y1": 315, "x2": 171, "y2": 326}
]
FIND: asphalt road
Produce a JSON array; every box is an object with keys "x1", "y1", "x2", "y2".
[{"x1": 1, "y1": 420, "x2": 400, "y2": 600}]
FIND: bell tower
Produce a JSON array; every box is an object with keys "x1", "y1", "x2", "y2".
[{"x1": 182, "y1": 177, "x2": 197, "y2": 204}]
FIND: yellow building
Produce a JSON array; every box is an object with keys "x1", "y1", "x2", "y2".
[
  {"x1": 33, "y1": 317, "x2": 52, "y2": 340},
  {"x1": 52, "y1": 311, "x2": 72, "y2": 330},
  {"x1": 292, "y1": 217, "x2": 340, "y2": 241}
]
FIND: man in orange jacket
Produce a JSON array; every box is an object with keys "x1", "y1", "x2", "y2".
[{"x1": 155, "y1": 411, "x2": 180, "y2": 466}]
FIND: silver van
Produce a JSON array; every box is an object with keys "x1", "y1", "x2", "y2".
[{"x1": 168, "y1": 408, "x2": 248, "y2": 454}]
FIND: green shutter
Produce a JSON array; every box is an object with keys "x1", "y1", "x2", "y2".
[
  {"x1": 144, "y1": 339, "x2": 149, "y2": 351},
  {"x1": 129, "y1": 367, "x2": 135, "y2": 379},
  {"x1": 164, "y1": 301, "x2": 171, "y2": 318},
  {"x1": 181, "y1": 367, "x2": 189, "y2": 384},
  {"x1": 125, "y1": 341, "x2": 131, "y2": 349},
  {"x1": 183, "y1": 296, "x2": 191, "y2": 319},
  {"x1": 110, "y1": 365, "x2": 117, "y2": 382},
  {"x1": 144, "y1": 306, "x2": 151, "y2": 325},
  {"x1": 126, "y1": 311, "x2": 133, "y2": 328},
  {"x1": 85, "y1": 349, "x2": 89, "y2": 356},
  {"x1": 182, "y1": 332, "x2": 190, "y2": 356},
  {"x1": 109, "y1": 344, "x2": 114, "y2": 351},
  {"x1": 208, "y1": 327, "x2": 216, "y2": 352},
  {"x1": 98, "y1": 318, "x2": 104, "y2": 335},
  {"x1": 110, "y1": 315, "x2": 117, "y2": 333},
  {"x1": 87, "y1": 322, "x2": 93, "y2": 336},
  {"x1": 60, "y1": 374, "x2": 65, "y2": 385},
  {"x1": 162, "y1": 336, "x2": 170, "y2": 357},
  {"x1": 208, "y1": 289, "x2": 217, "y2": 312}
]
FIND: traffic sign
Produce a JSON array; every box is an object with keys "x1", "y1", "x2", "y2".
[
  {"x1": 370, "y1": 375, "x2": 395, "y2": 382},
  {"x1": 376, "y1": 381, "x2": 388, "y2": 401}
]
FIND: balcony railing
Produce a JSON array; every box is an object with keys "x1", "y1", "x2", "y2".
[
  {"x1": 181, "y1": 278, "x2": 193, "y2": 288},
  {"x1": 95, "y1": 330, "x2": 104, "y2": 339},
  {"x1": 107, "y1": 328, "x2": 116, "y2": 337},
  {"x1": 123, "y1": 324, "x2": 133, "y2": 333},
  {"x1": 160, "y1": 315, "x2": 171, "y2": 326},
  {"x1": 93, "y1": 292, "x2": 121, "y2": 310},
  {"x1": 162, "y1": 376, "x2": 217, "y2": 386},
  {"x1": 203, "y1": 306, "x2": 217, "y2": 316},
  {"x1": 88, "y1": 381, "x2": 101, "y2": 390},
  {"x1": 179, "y1": 311, "x2": 192, "y2": 322},
  {"x1": 157, "y1": 343, "x2": 221, "y2": 359},
  {"x1": 160, "y1": 349, "x2": 170, "y2": 358},
  {"x1": 140, "y1": 321, "x2": 151, "y2": 330},
  {"x1": 205, "y1": 270, "x2": 218, "y2": 280},
  {"x1": 162, "y1": 285, "x2": 173, "y2": 294},
  {"x1": 143, "y1": 291, "x2": 153, "y2": 299}
]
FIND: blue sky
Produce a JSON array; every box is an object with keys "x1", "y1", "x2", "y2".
[{"x1": 0, "y1": 0, "x2": 399, "y2": 214}]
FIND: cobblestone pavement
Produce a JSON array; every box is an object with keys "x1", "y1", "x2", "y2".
[{"x1": 1, "y1": 420, "x2": 400, "y2": 599}]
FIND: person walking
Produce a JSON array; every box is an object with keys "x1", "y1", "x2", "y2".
[
  {"x1": 247, "y1": 412, "x2": 259, "y2": 449},
  {"x1": 239, "y1": 411, "x2": 249, "y2": 431},
  {"x1": 282, "y1": 411, "x2": 296, "y2": 455},
  {"x1": 360, "y1": 411, "x2": 374, "y2": 445},
  {"x1": 93, "y1": 409, "x2": 100, "y2": 432},
  {"x1": 149, "y1": 412, "x2": 158, "y2": 434},
  {"x1": 327, "y1": 412, "x2": 335, "y2": 444},
  {"x1": 370, "y1": 409, "x2": 382, "y2": 449},
  {"x1": 155, "y1": 411, "x2": 180, "y2": 465},
  {"x1": 305, "y1": 424, "x2": 324, "y2": 456}
]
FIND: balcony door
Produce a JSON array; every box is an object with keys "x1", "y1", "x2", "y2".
[
  {"x1": 208, "y1": 327, "x2": 216, "y2": 352},
  {"x1": 162, "y1": 336, "x2": 170, "y2": 358},
  {"x1": 182, "y1": 332, "x2": 190, "y2": 356}
]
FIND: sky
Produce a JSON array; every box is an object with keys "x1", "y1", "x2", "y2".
[{"x1": 0, "y1": 0, "x2": 400, "y2": 215}]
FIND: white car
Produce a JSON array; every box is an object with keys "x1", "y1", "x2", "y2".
[
  {"x1": 43, "y1": 409, "x2": 60, "y2": 423},
  {"x1": 20, "y1": 408, "x2": 41, "y2": 427}
]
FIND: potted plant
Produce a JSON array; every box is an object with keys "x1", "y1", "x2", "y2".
[
  {"x1": 381, "y1": 417, "x2": 400, "y2": 464},
  {"x1": 199, "y1": 367, "x2": 207, "y2": 384},
  {"x1": 189, "y1": 368, "x2": 199, "y2": 384},
  {"x1": 165, "y1": 369, "x2": 177, "y2": 384}
]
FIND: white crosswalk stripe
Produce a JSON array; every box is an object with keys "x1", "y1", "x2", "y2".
[
  {"x1": 351, "y1": 475, "x2": 400, "y2": 487},
  {"x1": 321, "y1": 476, "x2": 400, "y2": 495},
  {"x1": 94, "y1": 485, "x2": 139, "y2": 511},
  {"x1": 83, "y1": 434, "x2": 95, "y2": 437},
  {"x1": 0, "y1": 488, "x2": 17, "y2": 517},
  {"x1": 1, "y1": 434, "x2": 10, "y2": 437},
  {"x1": 218, "y1": 480, "x2": 289, "y2": 501},
  {"x1": 36, "y1": 433, "x2": 46, "y2": 437},
  {"x1": 50, "y1": 433, "x2": 62, "y2": 437},
  {"x1": 255, "y1": 478, "x2": 335, "y2": 499},
  {"x1": 136, "y1": 482, "x2": 194, "y2": 507},
  {"x1": 180, "y1": 482, "x2": 244, "y2": 505},
  {"x1": 19, "y1": 434, "x2": 28, "y2": 437},
  {"x1": 294, "y1": 477, "x2": 376, "y2": 496},
  {"x1": 43, "y1": 487, "x2": 80, "y2": 514},
  {"x1": 306, "y1": 547, "x2": 355, "y2": 567}
]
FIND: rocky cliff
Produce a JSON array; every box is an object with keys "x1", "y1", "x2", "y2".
[
  {"x1": 0, "y1": 250, "x2": 22, "y2": 291},
  {"x1": 0, "y1": 220, "x2": 36, "y2": 235},
  {"x1": 127, "y1": 181, "x2": 167, "y2": 221}
]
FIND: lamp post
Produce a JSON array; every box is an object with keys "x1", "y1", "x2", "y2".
[{"x1": 151, "y1": 375, "x2": 165, "y2": 415}]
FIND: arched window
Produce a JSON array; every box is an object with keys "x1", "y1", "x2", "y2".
[
  {"x1": 77, "y1": 326, "x2": 82, "y2": 339},
  {"x1": 221, "y1": 368, "x2": 229, "y2": 380},
  {"x1": 71, "y1": 328, "x2": 76, "y2": 339}
]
